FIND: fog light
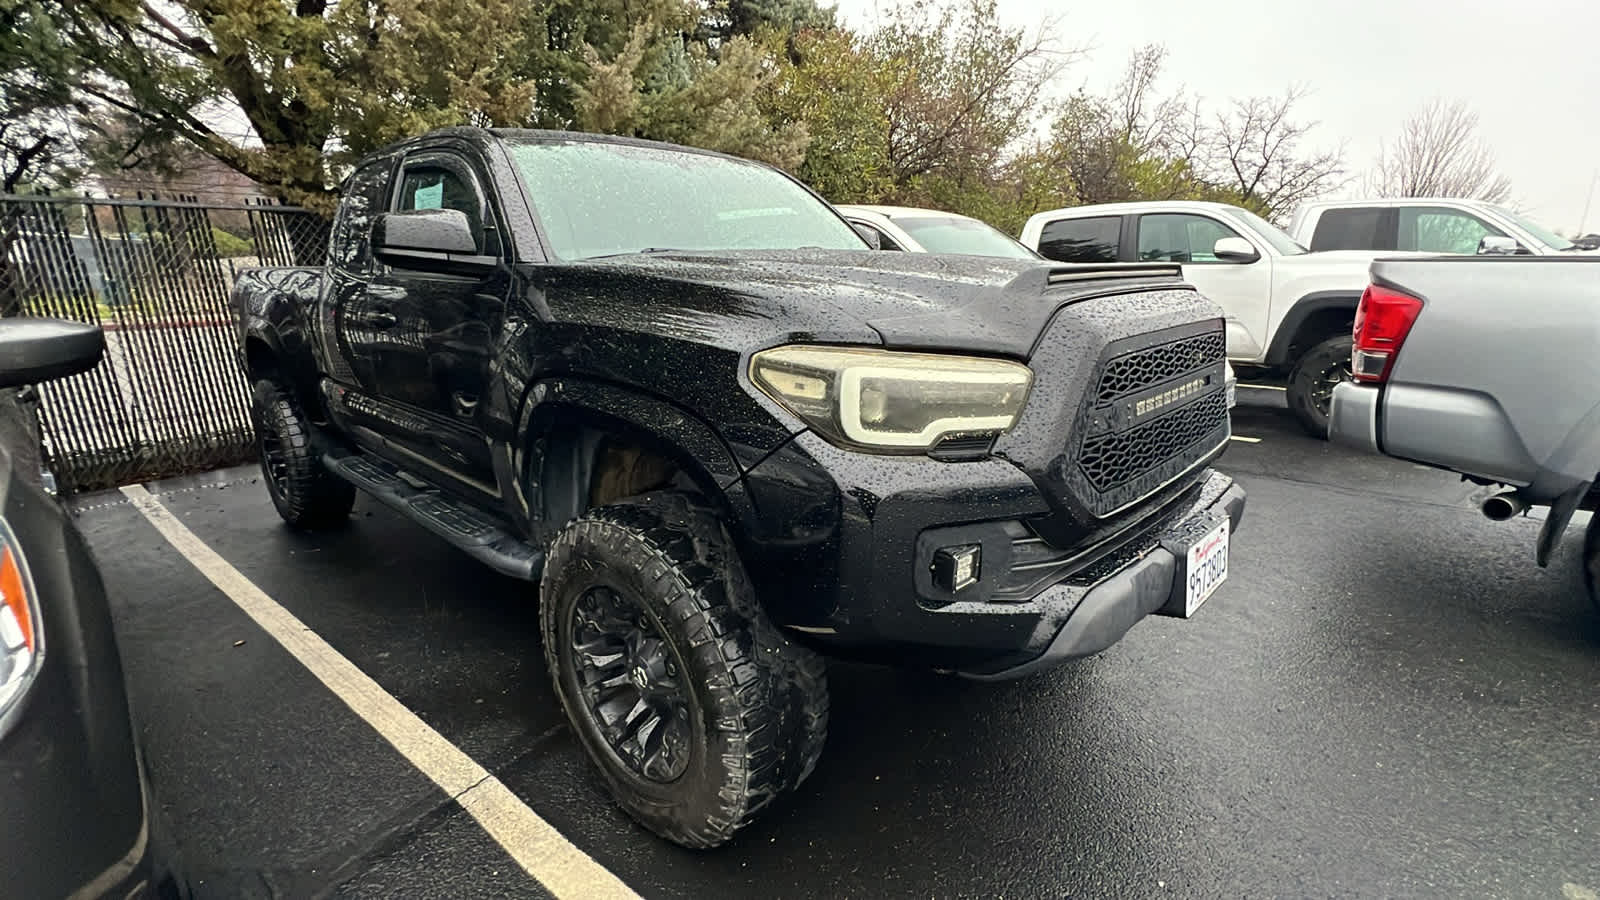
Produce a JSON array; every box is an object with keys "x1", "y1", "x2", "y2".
[{"x1": 932, "y1": 544, "x2": 981, "y2": 592}]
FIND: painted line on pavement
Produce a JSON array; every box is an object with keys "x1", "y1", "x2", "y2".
[
  {"x1": 1238, "y1": 383, "x2": 1287, "y2": 392},
  {"x1": 120, "y1": 484, "x2": 641, "y2": 900},
  {"x1": 1229, "y1": 435, "x2": 1262, "y2": 444}
]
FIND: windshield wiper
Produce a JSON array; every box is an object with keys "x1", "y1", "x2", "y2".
[{"x1": 584, "y1": 247, "x2": 685, "y2": 260}]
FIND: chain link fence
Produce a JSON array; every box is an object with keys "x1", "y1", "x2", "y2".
[{"x1": 0, "y1": 193, "x2": 330, "y2": 493}]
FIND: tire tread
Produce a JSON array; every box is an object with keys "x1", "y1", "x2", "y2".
[{"x1": 539, "y1": 491, "x2": 828, "y2": 848}]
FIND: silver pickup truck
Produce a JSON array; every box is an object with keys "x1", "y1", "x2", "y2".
[{"x1": 1328, "y1": 255, "x2": 1600, "y2": 610}]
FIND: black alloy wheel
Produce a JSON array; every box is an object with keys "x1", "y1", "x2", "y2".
[
  {"x1": 568, "y1": 584, "x2": 694, "y2": 783},
  {"x1": 540, "y1": 491, "x2": 829, "y2": 848},
  {"x1": 1287, "y1": 334, "x2": 1355, "y2": 439},
  {"x1": 251, "y1": 378, "x2": 355, "y2": 529}
]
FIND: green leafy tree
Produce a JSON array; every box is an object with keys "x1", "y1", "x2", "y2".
[
  {"x1": 699, "y1": 0, "x2": 836, "y2": 46},
  {"x1": 762, "y1": 0, "x2": 1068, "y2": 231},
  {"x1": 0, "y1": 0, "x2": 87, "y2": 193},
  {"x1": 760, "y1": 27, "x2": 894, "y2": 202},
  {"x1": 52, "y1": 0, "x2": 539, "y2": 210},
  {"x1": 573, "y1": 20, "x2": 809, "y2": 168},
  {"x1": 867, "y1": 0, "x2": 1067, "y2": 194}
]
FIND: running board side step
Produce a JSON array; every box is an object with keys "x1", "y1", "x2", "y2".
[{"x1": 323, "y1": 449, "x2": 542, "y2": 581}]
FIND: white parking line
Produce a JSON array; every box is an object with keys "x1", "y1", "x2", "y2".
[
  {"x1": 120, "y1": 485, "x2": 641, "y2": 900},
  {"x1": 1238, "y1": 383, "x2": 1287, "y2": 392},
  {"x1": 1228, "y1": 435, "x2": 1262, "y2": 443}
]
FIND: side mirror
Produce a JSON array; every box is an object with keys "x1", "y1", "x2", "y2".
[
  {"x1": 1477, "y1": 235, "x2": 1521, "y2": 256},
  {"x1": 850, "y1": 222, "x2": 883, "y2": 250},
  {"x1": 1213, "y1": 237, "x2": 1260, "y2": 263},
  {"x1": 373, "y1": 209, "x2": 492, "y2": 272},
  {"x1": 0, "y1": 318, "x2": 105, "y2": 389}
]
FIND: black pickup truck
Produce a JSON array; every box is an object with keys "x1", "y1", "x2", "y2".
[{"x1": 232, "y1": 127, "x2": 1246, "y2": 848}]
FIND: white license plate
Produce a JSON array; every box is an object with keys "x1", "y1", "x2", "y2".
[{"x1": 1180, "y1": 517, "x2": 1229, "y2": 617}]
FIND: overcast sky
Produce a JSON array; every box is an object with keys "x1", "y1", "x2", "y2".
[{"x1": 833, "y1": 0, "x2": 1600, "y2": 233}]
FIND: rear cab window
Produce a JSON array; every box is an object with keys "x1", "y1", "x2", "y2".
[
  {"x1": 1036, "y1": 216, "x2": 1121, "y2": 263},
  {"x1": 893, "y1": 216, "x2": 1036, "y2": 259},
  {"x1": 1311, "y1": 208, "x2": 1392, "y2": 252}
]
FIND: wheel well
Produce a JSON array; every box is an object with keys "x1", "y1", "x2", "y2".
[
  {"x1": 589, "y1": 437, "x2": 682, "y2": 508},
  {"x1": 1285, "y1": 307, "x2": 1354, "y2": 363},
  {"x1": 244, "y1": 336, "x2": 278, "y2": 378},
  {"x1": 535, "y1": 421, "x2": 724, "y2": 527}
]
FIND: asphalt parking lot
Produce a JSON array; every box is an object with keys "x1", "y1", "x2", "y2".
[{"x1": 75, "y1": 387, "x2": 1599, "y2": 899}]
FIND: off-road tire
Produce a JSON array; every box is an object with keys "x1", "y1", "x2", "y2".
[
  {"x1": 1584, "y1": 513, "x2": 1600, "y2": 615},
  {"x1": 251, "y1": 378, "x2": 354, "y2": 530},
  {"x1": 1287, "y1": 334, "x2": 1354, "y2": 439},
  {"x1": 540, "y1": 491, "x2": 828, "y2": 848}
]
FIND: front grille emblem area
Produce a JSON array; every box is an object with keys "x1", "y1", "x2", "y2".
[
  {"x1": 1069, "y1": 330, "x2": 1230, "y2": 514},
  {"x1": 1081, "y1": 391, "x2": 1228, "y2": 493},
  {"x1": 1131, "y1": 376, "x2": 1207, "y2": 422}
]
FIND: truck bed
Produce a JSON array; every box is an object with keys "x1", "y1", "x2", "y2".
[{"x1": 1335, "y1": 255, "x2": 1600, "y2": 499}]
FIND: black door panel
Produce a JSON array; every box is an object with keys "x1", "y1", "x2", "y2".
[{"x1": 341, "y1": 149, "x2": 509, "y2": 494}]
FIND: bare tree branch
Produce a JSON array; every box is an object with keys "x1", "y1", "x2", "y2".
[
  {"x1": 1209, "y1": 87, "x2": 1348, "y2": 218},
  {"x1": 1369, "y1": 98, "x2": 1512, "y2": 203}
]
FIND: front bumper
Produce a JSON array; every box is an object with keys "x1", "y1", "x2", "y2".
[
  {"x1": 736, "y1": 431, "x2": 1245, "y2": 679},
  {"x1": 957, "y1": 474, "x2": 1245, "y2": 680}
]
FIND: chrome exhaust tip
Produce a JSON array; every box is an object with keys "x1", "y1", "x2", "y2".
[{"x1": 1482, "y1": 492, "x2": 1529, "y2": 521}]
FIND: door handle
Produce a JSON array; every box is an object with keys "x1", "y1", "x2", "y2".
[
  {"x1": 452, "y1": 391, "x2": 479, "y2": 417},
  {"x1": 365, "y1": 309, "x2": 398, "y2": 329}
]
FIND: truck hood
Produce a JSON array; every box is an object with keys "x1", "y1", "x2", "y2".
[{"x1": 546, "y1": 249, "x2": 1178, "y2": 358}]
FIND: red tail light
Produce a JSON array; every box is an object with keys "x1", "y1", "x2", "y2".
[{"x1": 1351, "y1": 284, "x2": 1423, "y2": 384}]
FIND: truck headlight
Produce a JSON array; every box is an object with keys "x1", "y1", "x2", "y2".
[
  {"x1": 749, "y1": 346, "x2": 1033, "y2": 452},
  {"x1": 0, "y1": 518, "x2": 42, "y2": 733}
]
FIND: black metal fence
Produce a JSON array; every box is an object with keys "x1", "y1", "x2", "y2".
[{"x1": 0, "y1": 193, "x2": 330, "y2": 493}]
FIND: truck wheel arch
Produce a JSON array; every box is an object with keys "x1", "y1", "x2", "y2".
[
  {"x1": 514, "y1": 378, "x2": 756, "y2": 538},
  {"x1": 242, "y1": 329, "x2": 324, "y2": 418},
  {"x1": 243, "y1": 333, "x2": 280, "y2": 378},
  {"x1": 1265, "y1": 291, "x2": 1360, "y2": 367}
]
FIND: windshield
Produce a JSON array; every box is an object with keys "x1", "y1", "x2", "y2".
[
  {"x1": 507, "y1": 139, "x2": 865, "y2": 260},
  {"x1": 893, "y1": 215, "x2": 1039, "y2": 259},
  {"x1": 1487, "y1": 204, "x2": 1576, "y2": 251},
  {"x1": 1227, "y1": 207, "x2": 1307, "y2": 255}
]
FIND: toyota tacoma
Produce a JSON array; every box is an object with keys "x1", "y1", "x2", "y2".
[
  {"x1": 1329, "y1": 254, "x2": 1600, "y2": 613},
  {"x1": 232, "y1": 127, "x2": 1246, "y2": 848}
]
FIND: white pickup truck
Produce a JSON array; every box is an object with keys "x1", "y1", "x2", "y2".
[
  {"x1": 1019, "y1": 201, "x2": 1404, "y2": 437},
  {"x1": 1290, "y1": 198, "x2": 1594, "y2": 257}
]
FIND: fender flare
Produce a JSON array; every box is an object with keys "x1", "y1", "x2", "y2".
[
  {"x1": 241, "y1": 320, "x2": 323, "y2": 413},
  {"x1": 510, "y1": 375, "x2": 760, "y2": 535},
  {"x1": 1264, "y1": 291, "x2": 1361, "y2": 366}
]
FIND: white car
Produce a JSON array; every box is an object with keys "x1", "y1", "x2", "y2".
[
  {"x1": 1018, "y1": 200, "x2": 1407, "y2": 437},
  {"x1": 835, "y1": 204, "x2": 1039, "y2": 260},
  {"x1": 846, "y1": 203, "x2": 1239, "y2": 409},
  {"x1": 1289, "y1": 197, "x2": 1594, "y2": 257}
]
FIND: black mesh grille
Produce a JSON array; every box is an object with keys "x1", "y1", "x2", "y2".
[
  {"x1": 1079, "y1": 391, "x2": 1229, "y2": 492},
  {"x1": 1095, "y1": 332, "x2": 1226, "y2": 405}
]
